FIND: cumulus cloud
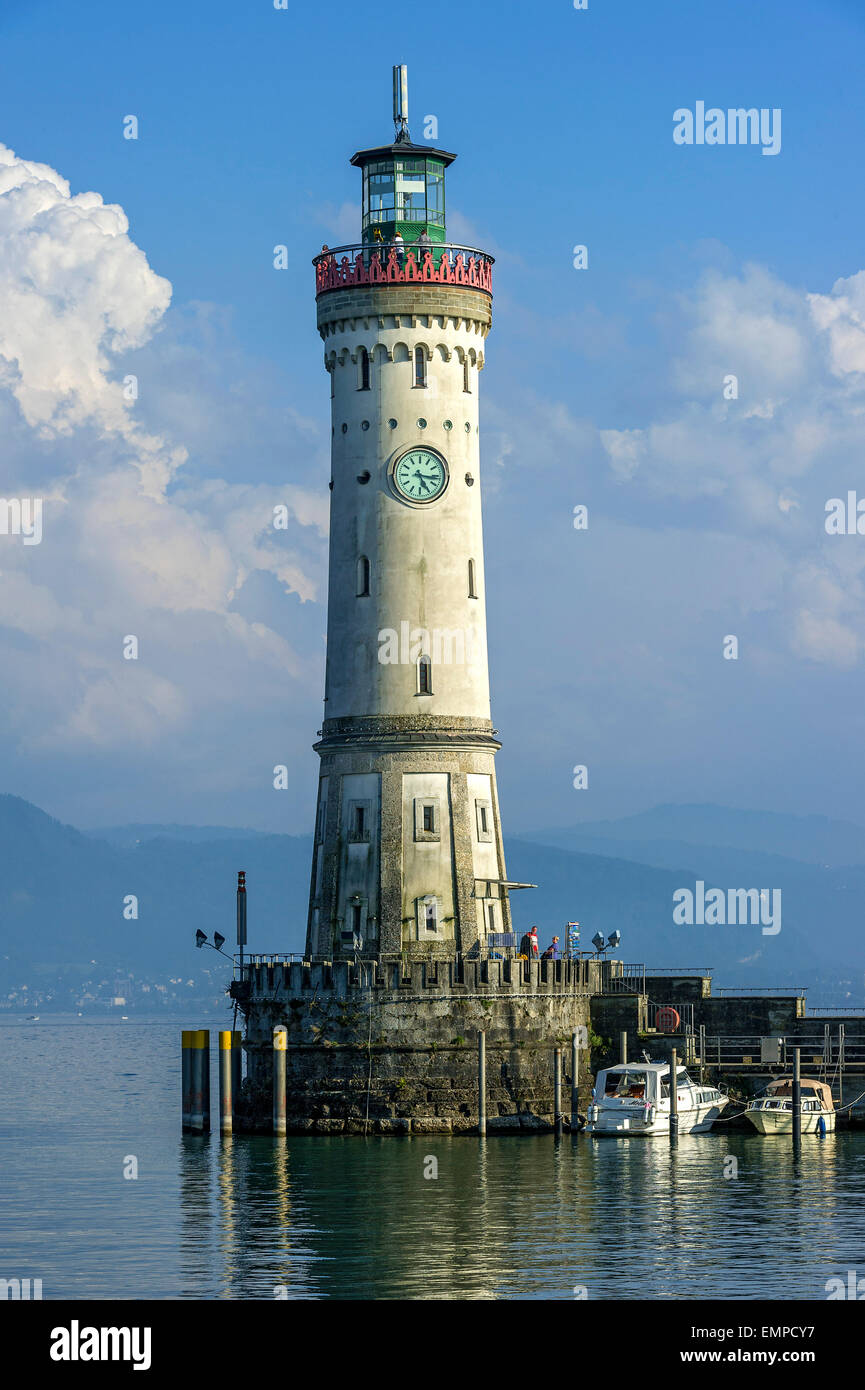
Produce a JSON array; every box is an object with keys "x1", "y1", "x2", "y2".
[
  {"x1": 0, "y1": 144, "x2": 327, "y2": 772},
  {"x1": 592, "y1": 260, "x2": 865, "y2": 667}
]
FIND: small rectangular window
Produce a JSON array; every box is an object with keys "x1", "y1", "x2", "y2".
[
  {"x1": 414, "y1": 796, "x2": 441, "y2": 842},
  {"x1": 475, "y1": 799, "x2": 493, "y2": 843}
]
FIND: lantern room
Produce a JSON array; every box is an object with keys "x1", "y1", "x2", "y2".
[
  {"x1": 350, "y1": 65, "x2": 456, "y2": 246},
  {"x1": 351, "y1": 144, "x2": 455, "y2": 246}
]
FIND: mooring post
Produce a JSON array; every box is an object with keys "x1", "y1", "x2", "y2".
[
  {"x1": 620, "y1": 1031, "x2": 627, "y2": 1065},
  {"x1": 231, "y1": 1029, "x2": 243, "y2": 1110},
  {"x1": 273, "y1": 1025, "x2": 287, "y2": 1137},
  {"x1": 201, "y1": 1029, "x2": 211, "y2": 1134},
  {"x1": 477, "y1": 1030, "x2": 487, "y2": 1137},
  {"x1": 554, "y1": 1047, "x2": 563, "y2": 1137},
  {"x1": 571, "y1": 1030, "x2": 580, "y2": 1133},
  {"x1": 669, "y1": 1046, "x2": 679, "y2": 1142},
  {"x1": 181, "y1": 1029, "x2": 193, "y2": 1131},
  {"x1": 188, "y1": 1029, "x2": 209, "y2": 1133},
  {"x1": 792, "y1": 1046, "x2": 801, "y2": 1147},
  {"x1": 218, "y1": 1030, "x2": 233, "y2": 1135}
]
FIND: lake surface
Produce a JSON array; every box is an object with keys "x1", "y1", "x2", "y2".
[{"x1": 2, "y1": 1017, "x2": 864, "y2": 1300}]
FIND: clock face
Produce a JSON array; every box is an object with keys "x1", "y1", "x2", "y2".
[{"x1": 392, "y1": 448, "x2": 448, "y2": 503}]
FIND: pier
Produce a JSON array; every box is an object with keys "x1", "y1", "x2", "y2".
[{"x1": 181, "y1": 956, "x2": 865, "y2": 1135}]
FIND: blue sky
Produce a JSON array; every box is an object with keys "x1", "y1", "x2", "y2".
[{"x1": 1, "y1": 0, "x2": 864, "y2": 835}]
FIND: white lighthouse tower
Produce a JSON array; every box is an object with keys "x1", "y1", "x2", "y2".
[{"x1": 306, "y1": 68, "x2": 517, "y2": 961}]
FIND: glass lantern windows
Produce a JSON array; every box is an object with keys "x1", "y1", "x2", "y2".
[{"x1": 361, "y1": 158, "x2": 446, "y2": 236}]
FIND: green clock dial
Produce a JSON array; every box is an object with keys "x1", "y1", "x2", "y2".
[{"x1": 392, "y1": 448, "x2": 448, "y2": 503}]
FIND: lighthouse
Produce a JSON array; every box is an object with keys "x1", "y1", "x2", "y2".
[{"x1": 306, "y1": 67, "x2": 516, "y2": 962}]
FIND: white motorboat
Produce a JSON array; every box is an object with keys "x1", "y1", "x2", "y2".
[
  {"x1": 745, "y1": 1077, "x2": 836, "y2": 1134},
  {"x1": 586, "y1": 1061, "x2": 727, "y2": 1136}
]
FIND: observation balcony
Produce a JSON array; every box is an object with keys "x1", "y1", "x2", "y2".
[{"x1": 313, "y1": 241, "x2": 494, "y2": 299}]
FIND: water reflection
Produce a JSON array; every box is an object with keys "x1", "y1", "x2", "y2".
[{"x1": 173, "y1": 1128, "x2": 865, "y2": 1301}]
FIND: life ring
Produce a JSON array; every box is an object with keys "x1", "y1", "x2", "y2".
[{"x1": 656, "y1": 1006, "x2": 680, "y2": 1032}]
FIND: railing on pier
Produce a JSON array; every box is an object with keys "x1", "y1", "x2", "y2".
[
  {"x1": 313, "y1": 241, "x2": 494, "y2": 297},
  {"x1": 645, "y1": 966, "x2": 713, "y2": 976},
  {"x1": 598, "y1": 962, "x2": 646, "y2": 995},
  {"x1": 716, "y1": 986, "x2": 807, "y2": 996},
  {"x1": 700, "y1": 1030, "x2": 865, "y2": 1070}
]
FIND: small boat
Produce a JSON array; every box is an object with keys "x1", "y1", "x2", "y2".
[
  {"x1": 26, "y1": 1014, "x2": 40, "y2": 1021},
  {"x1": 586, "y1": 1061, "x2": 727, "y2": 1136},
  {"x1": 745, "y1": 1077, "x2": 836, "y2": 1134}
]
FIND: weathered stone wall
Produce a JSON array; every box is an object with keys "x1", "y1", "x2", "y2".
[{"x1": 237, "y1": 958, "x2": 593, "y2": 1134}]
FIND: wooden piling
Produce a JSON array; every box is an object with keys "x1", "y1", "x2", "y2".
[
  {"x1": 477, "y1": 1030, "x2": 487, "y2": 1137},
  {"x1": 231, "y1": 1029, "x2": 242, "y2": 1110},
  {"x1": 273, "y1": 1025, "x2": 287, "y2": 1137},
  {"x1": 187, "y1": 1029, "x2": 209, "y2": 1133},
  {"x1": 620, "y1": 1030, "x2": 627, "y2": 1065},
  {"x1": 181, "y1": 1030, "x2": 194, "y2": 1131},
  {"x1": 571, "y1": 1031, "x2": 580, "y2": 1133},
  {"x1": 201, "y1": 1029, "x2": 210, "y2": 1133},
  {"x1": 218, "y1": 1030, "x2": 233, "y2": 1135},
  {"x1": 554, "y1": 1047, "x2": 563, "y2": 1136},
  {"x1": 792, "y1": 1046, "x2": 801, "y2": 1147},
  {"x1": 669, "y1": 1046, "x2": 679, "y2": 1142}
]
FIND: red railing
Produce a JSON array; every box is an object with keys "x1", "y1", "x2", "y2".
[{"x1": 313, "y1": 242, "x2": 494, "y2": 297}]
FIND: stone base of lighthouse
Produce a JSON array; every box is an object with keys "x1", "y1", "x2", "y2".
[
  {"x1": 307, "y1": 717, "x2": 513, "y2": 962},
  {"x1": 233, "y1": 958, "x2": 596, "y2": 1135}
]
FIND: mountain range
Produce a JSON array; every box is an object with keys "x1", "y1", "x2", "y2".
[{"x1": 1, "y1": 795, "x2": 862, "y2": 1007}]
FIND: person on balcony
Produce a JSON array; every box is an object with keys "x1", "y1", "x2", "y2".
[
  {"x1": 416, "y1": 225, "x2": 432, "y2": 262},
  {"x1": 391, "y1": 230, "x2": 405, "y2": 268}
]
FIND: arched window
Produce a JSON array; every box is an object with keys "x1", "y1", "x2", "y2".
[
  {"x1": 417, "y1": 654, "x2": 432, "y2": 694},
  {"x1": 359, "y1": 347, "x2": 370, "y2": 391},
  {"x1": 468, "y1": 558, "x2": 477, "y2": 599},
  {"x1": 356, "y1": 555, "x2": 370, "y2": 597},
  {"x1": 414, "y1": 346, "x2": 427, "y2": 388},
  {"x1": 463, "y1": 358, "x2": 470, "y2": 393}
]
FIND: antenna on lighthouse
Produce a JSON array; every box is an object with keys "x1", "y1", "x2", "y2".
[{"x1": 392, "y1": 64, "x2": 410, "y2": 142}]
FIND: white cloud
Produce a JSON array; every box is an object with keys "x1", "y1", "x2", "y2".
[{"x1": 0, "y1": 144, "x2": 327, "y2": 765}]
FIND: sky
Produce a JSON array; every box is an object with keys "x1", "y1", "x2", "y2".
[{"x1": 0, "y1": 0, "x2": 864, "y2": 835}]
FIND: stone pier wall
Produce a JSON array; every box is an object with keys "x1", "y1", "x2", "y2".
[{"x1": 237, "y1": 958, "x2": 593, "y2": 1134}]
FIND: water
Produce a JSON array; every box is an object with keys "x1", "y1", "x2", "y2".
[{"x1": 2, "y1": 1018, "x2": 864, "y2": 1300}]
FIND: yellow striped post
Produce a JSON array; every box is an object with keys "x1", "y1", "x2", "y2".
[
  {"x1": 231, "y1": 1030, "x2": 243, "y2": 1111},
  {"x1": 181, "y1": 1030, "x2": 195, "y2": 1131},
  {"x1": 273, "y1": 1025, "x2": 287, "y2": 1137},
  {"x1": 188, "y1": 1029, "x2": 210, "y2": 1133},
  {"x1": 218, "y1": 1031, "x2": 234, "y2": 1135},
  {"x1": 201, "y1": 1029, "x2": 211, "y2": 1133}
]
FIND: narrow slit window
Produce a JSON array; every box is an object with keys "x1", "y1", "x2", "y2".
[
  {"x1": 357, "y1": 555, "x2": 370, "y2": 597},
  {"x1": 330, "y1": 365, "x2": 335, "y2": 399},
  {"x1": 424, "y1": 899, "x2": 437, "y2": 932},
  {"x1": 463, "y1": 358, "x2": 471, "y2": 393},
  {"x1": 359, "y1": 347, "x2": 370, "y2": 391},
  {"x1": 423, "y1": 804, "x2": 435, "y2": 833},
  {"x1": 414, "y1": 346, "x2": 427, "y2": 388},
  {"x1": 479, "y1": 804, "x2": 489, "y2": 834},
  {"x1": 353, "y1": 805, "x2": 366, "y2": 837},
  {"x1": 418, "y1": 654, "x2": 432, "y2": 694},
  {"x1": 351, "y1": 903, "x2": 362, "y2": 934},
  {"x1": 468, "y1": 558, "x2": 477, "y2": 598},
  {"x1": 487, "y1": 902, "x2": 496, "y2": 933}
]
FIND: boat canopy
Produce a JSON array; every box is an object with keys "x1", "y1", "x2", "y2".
[{"x1": 766, "y1": 1078, "x2": 835, "y2": 1109}]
